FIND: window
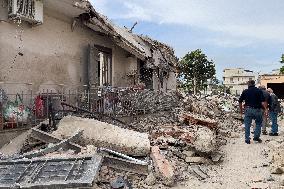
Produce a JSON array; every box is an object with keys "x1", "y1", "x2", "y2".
[
  {"x1": 89, "y1": 45, "x2": 112, "y2": 87},
  {"x1": 230, "y1": 78, "x2": 233, "y2": 83}
]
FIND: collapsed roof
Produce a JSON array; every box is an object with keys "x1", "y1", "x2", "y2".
[{"x1": 73, "y1": 0, "x2": 178, "y2": 71}]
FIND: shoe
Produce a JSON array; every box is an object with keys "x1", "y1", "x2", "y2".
[
  {"x1": 269, "y1": 133, "x2": 279, "y2": 136},
  {"x1": 245, "y1": 140, "x2": 250, "y2": 144},
  {"x1": 253, "y1": 138, "x2": 262, "y2": 143},
  {"x1": 262, "y1": 131, "x2": 268, "y2": 135}
]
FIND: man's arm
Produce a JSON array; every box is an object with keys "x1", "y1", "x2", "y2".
[
  {"x1": 239, "y1": 92, "x2": 245, "y2": 116},
  {"x1": 262, "y1": 101, "x2": 268, "y2": 110},
  {"x1": 239, "y1": 102, "x2": 243, "y2": 116},
  {"x1": 261, "y1": 92, "x2": 268, "y2": 116}
]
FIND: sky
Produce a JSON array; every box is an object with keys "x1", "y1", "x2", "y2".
[{"x1": 90, "y1": 0, "x2": 284, "y2": 79}]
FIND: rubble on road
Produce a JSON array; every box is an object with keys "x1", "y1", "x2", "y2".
[{"x1": 0, "y1": 90, "x2": 243, "y2": 189}]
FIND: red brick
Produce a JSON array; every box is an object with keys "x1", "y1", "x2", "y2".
[{"x1": 150, "y1": 146, "x2": 175, "y2": 186}]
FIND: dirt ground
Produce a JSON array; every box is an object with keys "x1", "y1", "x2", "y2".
[{"x1": 174, "y1": 118, "x2": 284, "y2": 189}]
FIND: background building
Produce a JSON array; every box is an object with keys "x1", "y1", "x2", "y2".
[
  {"x1": 259, "y1": 74, "x2": 284, "y2": 99},
  {"x1": 223, "y1": 68, "x2": 256, "y2": 96}
]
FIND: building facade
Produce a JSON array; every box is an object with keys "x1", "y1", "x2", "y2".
[
  {"x1": 259, "y1": 74, "x2": 284, "y2": 99},
  {"x1": 223, "y1": 68, "x2": 256, "y2": 96},
  {"x1": 0, "y1": 0, "x2": 177, "y2": 93}
]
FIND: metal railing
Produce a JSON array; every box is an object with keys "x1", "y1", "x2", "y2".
[{"x1": 0, "y1": 86, "x2": 148, "y2": 130}]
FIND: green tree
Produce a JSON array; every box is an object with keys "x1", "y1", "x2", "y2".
[
  {"x1": 280, "y1": 54, "x2": 284, "y2": 74},
  {"x1": 178, "y1": 49, "x2": 216, "y2": 94}
]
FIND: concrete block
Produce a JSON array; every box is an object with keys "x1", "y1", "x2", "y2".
[{"x1": 53, "y1": 116, "x2": 150, "y2": 156}]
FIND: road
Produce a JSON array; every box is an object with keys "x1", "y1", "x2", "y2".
[{"x1": 175, "y1": 118, "x2": 284, "y2": 189}]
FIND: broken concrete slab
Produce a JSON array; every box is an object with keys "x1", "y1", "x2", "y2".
[
  {"x1": 0, "y1": 130, "x2": 30, "y2": 156},
  {"x1": 15, "y1": 130, "x2": 83, "y2": 160},
  {"x1": 31, "y1": 126, "x2": 83, "y2": 153},
  {"x1": 150, "y1": 146, "x2": 175, "y2": 186},
  {"x1": 53, "y1": 116, "x2": 151, "y2": 156},
  {"x1": 185, "y1": 157, "x2": 209, "y2": 164}
]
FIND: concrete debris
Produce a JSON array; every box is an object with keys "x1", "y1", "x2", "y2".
[
  {"x1": 0, "y1": 91, "x2": 245, "y2": 188},
  {"x1": 211, "y1": 152, "x2": 223, "y2": 162},
  {"x1": 185, "y1": 157, "x2": 209, "y2": 164},
  {"x1": 53, "y1": 116, "x2": 151, "y2": 156},
  {"x1": 120, "y1": 90, "x2": 180, "y2": 114},
  {"x1": 15, "y1": 130, "x2": 83, "y2": 159},
  {"x1": 145, "y1": 172, "x2": 157, "y2": 186},
  {"x1": 110, "y1": 176, "x2": 132, "y2": 189},
  {"x1": 0, "y1": 130, "x2": 31, "y2": 156},
  {"x1": 189, "y1": 165, "x2": 209, "y2": 180},
  {"x1": 192, "y1": 127, "x2": 217, "y2": 153},
  {"x1": 280, "y1": 175, "x2": 284, "y2": 186},
  {"x1": 181, "y1": 113, "x2": 218, "y2": 129}
]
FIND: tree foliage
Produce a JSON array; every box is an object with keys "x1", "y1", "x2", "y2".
[
  {"x1": 280, "y1": 54, "x2": 284, "y2": 74},
  {"x1": 178, "y1": 49, "x2": 216, "y2": 94}
]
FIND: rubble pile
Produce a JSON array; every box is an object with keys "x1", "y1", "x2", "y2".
[
  {"x1": 119, "y1": 90, "x2": 181, "y2": 114},
  {"x1": 115, "y1": 92, "x2": 242, "y2": 187},
  {"x1": 0, "y1": 90, "x2": 244, "y2": 189}
]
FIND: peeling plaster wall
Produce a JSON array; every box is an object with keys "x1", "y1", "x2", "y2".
[
  {"x1": 112, "y1": 46, "x2": 138, "y2": 87},
  {"x1": 0, "y1": 10, "x2": 135, "y2": 92}
]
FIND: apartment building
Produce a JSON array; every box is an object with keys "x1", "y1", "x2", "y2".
[{"x1": 223, "y1": 68, "x2": 256, "y2": 95}]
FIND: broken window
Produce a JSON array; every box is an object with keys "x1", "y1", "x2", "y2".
[
  {"x1": 88, "y1": 45, "x2": 112, "y2": 88},
  {"x1": 138, "y1": 60, "x2": 153, "y2": 89}
]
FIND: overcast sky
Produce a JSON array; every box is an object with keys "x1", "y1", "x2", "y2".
[{"x1": 91, "y1": 0, "x2": 284, "y2": 79}]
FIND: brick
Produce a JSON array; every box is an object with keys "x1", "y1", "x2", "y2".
[{"x1": 150, "y1": 146, "x2": 175, "y2": 186}]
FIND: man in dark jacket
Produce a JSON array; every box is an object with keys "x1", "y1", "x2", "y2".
[
  {"x1": 267, "y1": 88, "x2": 281, "y2": 136},
  {"x1": 239, "y1": 80, "x2": 267, "y2": 144}
]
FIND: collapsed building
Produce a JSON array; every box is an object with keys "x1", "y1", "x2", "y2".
[
  {"x1": 0, "y1": 0, "x2": 177, "y2": 93},
  {"x1": 0, "y1": 1, "x2": 247, "y2": 189}
]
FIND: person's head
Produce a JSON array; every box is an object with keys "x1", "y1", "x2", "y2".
[
  {"x1": 267, "y1": 88, "x2": 273, "y2": 94},
  {"x1": 247, "y1": 80, "x2": 255, "y2": 87},
  {"x1": 258, "y1": 85, "x2": 266, "y2": 90}
]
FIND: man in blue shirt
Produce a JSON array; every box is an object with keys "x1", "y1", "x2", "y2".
[{"x1": 239, "y1": 80, "x2": 267, "y2": 144}]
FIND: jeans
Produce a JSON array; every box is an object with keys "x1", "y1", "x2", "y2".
[
  {"x1": 269, "y1": 111, "x2": 278, "y2": 134},
  {"x1": 244, "y1": 108, "x2": 263, "y2": 141}
]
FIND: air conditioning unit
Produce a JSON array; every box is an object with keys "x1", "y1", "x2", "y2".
[{"x1": 8, "y1": 0, "x2": 43, "y2": 25}]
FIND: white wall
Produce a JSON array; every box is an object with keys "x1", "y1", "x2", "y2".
[{"x1": 0, "y1": 9, "x2": 140, "y2": 92}]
